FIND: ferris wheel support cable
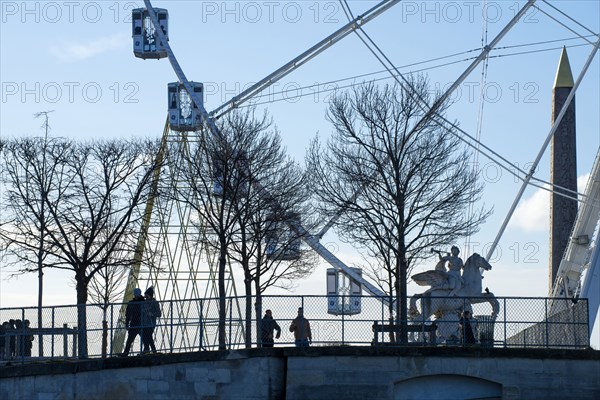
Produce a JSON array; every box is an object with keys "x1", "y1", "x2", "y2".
[
  {"x1": 237, "y1": 40, "x2": 594, "y2": 111},
  {"x1": 466, "y1": 0, "x2": 491, "y2": 253},
  {"x1": 534, "y1": 4, "x2": 596, "y2": 46},
  {"x1": 317, "y1": 0, "x2": 537, "y2": 240},
  {"x1": 143, "y1": 0, "x2": 388, "y2": 301},
  {"x1": 486, "y1": 36, "x2": 600, "y2": 261},
  {"x1": 540, "y1": 1, "x2": 599, "y2": 38},
  {"x1": 209, "y1": 0, "x2": 402, "y2": 120},
  {"x1": 230, "y1": 44, "x2": 595, "y2": 205}
]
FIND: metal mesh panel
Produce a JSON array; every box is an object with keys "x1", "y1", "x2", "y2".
[{"x1": 0, "y1": 295, "x2": 590, "y2": 363}]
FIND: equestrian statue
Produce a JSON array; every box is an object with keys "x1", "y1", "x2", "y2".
[{"x1": 409, "y1": 247, "x2": 500, "y2": 330}]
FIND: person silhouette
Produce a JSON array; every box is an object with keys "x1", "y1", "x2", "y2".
[
  {"x1": 121, "y1": 288, "x2": 145, "y2": 357},
  {"x1": 142, "y1": 287, "x2": 161, "y2": 353},
  {"x1": 261, "y1": 309, "x2": 281, "y2": 348},
  {"x1": 289, "y1": 307, "x2": 312, "y2": 347}
]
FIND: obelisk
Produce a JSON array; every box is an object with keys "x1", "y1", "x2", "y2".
[{"x1": 549, "y1": 47, "x2": 577, "y2": 295}]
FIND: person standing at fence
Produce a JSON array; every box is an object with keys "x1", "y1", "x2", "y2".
[
  {"x1": 261, "y1": 309, "x2": 281, "y2": 348},
  {"x1": 23, "y1": 319, "x2": 34, "y2": 357},
  {"x1": 8, "y1": 320, "x2": 16, "y2": 358},
  {"x1": 14, "y1": 319, "x2": 23, "y2": 356},
  {"x1": 0, "y1": 321, "x2": 7, "y2": 360},
  {"x1": 142, "y1": 287, "x2": 161, "y2": 354},
  {"x1": 289, "y1": 307, "x2": 312, "y2": 347},
  {"x1": 459, "y1": 310, "x2": 477, "y2": 345},
  {"x1": 121, "y1": 288, "x2": 145, "y2": 357}
]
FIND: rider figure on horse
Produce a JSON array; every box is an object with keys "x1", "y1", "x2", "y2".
[{"x1": 434, "y1": 246, "x2": 464, "y2": 296}]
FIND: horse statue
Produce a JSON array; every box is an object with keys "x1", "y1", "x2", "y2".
[{"x1": 409, "y1": 253, "x2": 499, "y2": 324}]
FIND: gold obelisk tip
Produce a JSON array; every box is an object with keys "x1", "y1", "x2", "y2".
[{"x1": 554, "y1": 46, "x2": 574, "y2": 88}]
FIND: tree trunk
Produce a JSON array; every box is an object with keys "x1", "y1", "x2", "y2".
[
  {"x1": 218, "y1": 236, "x2": 227, "y2": 350},
  {"x1": 101, "y1": 306, "x2": 108, "y2": 358},
  {"x1": 37, "y1": 256, "x2": 44, "y2": 357},
  {"x1": 102, "y1": 320, "x2": 108, "y2": 358},
  {"x1": 244, "y1": 273, "x2": 252, "y2": 348},
  {"x1": 241, "y1": 228, "x2": 252, "y2": 348},
  {"x1": 388, "y1": 302, "x2": 395, "y2": 343},
  {"x1": 255, "y1": 279, "x2": 263, "y2": 348},
  {"x1": 75, "y1": 273, "x2": 88, "y2": 358},
  {"x1": 399, "y1": 258, "x2": 408, "y2": 344}
]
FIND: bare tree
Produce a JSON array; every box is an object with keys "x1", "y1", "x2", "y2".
[
  {"x1": 221, "y1": 110, "x2": 315, "y2": 347},
  {"x1": 0, "y1": 134, "x2": 71, "y2": 356},
  {"x1": 307, "y1": 77, "x2": 491, "y2": 342},
  {"x1": 177, "y1": 109, "x2": 315, "y2": 349},
  {"x1": 1, "y1": 137, "x2": 161, "y2": 357}
]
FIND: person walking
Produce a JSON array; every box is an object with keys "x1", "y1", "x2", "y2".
[
  {"x1": 261, "y1": 309, "x2": 281, "y2": 348},
  {"x1": 289, "y1": 307, "x2": 312, "y2": 347},
  {"x1": 121, "y1": 288, "x2": 145, "y2": 356},
  {"x1": 142, "y1": 287, "x2": 161, "y2": 353}
]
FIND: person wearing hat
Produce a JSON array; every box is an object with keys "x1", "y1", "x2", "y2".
[
  {"x1": 142, "y1": 287, "x2": 161, "y2": 353},
  {"x1": 121, "y1": 288, "x2": 145, "y2": 356}
]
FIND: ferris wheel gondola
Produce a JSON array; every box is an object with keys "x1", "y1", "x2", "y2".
[
  {"x1": 132, "y1": 8, "x2": 168, "y2": 60},
  {"x1": 168, "y1": 82, "x2": 203, "y2": 132}
]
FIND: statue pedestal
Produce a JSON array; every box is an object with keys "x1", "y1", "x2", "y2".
[{"x1": 435, "y1": 312, "x2": 460, "y2": 342}]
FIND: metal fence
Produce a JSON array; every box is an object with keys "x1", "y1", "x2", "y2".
[{"x1": 0, "y1": 295, "x2": 589, "y2": 363}]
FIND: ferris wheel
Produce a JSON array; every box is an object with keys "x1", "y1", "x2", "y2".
[{"x1": 114, "y1": 0, "x2": 600, "y2": 351}]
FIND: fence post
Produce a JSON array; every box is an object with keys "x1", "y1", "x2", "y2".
[
  {"x1": 63, "y1": 323, "x2": 68, "y2": 357},
  {"x1": 51, "y1": 307, "x2": 55, "y2": 357},
  {"x1": 503, "y1": 299, "x2": 507, "y2": 348},
  {"x1": 199, "y1": 299, "x2": 203, "y2": 351},
  {"x1": 2, "y1": 332, "x2": 8, "y2": 359},
  {"x1": 571, "y1": 306, "x2": 577, "y2": 348},
  {"x1": 20, "y1": 308, "x2": 25, "y2": 362},
  {"x1": 170, "y1": 300, "x2": 173, "y2": 353},
  {"x1": 380, "y1": 297, "x2": 385, "y2": 345},
  {"x1": 545, "y1": 298, "x2": 549, "y2": 348},
  {"x1": 110, "y1": 304, "x2": 114, "y2": 356},
  {"x1": 229, "y1": 297, "x2": 233, "y2": 349},
  {"x1": 342, "y1": 294, "x2": 345, "y2": 346},
  {"x1": 73, "y1": 326, "x2": 78, "y2": 357}
]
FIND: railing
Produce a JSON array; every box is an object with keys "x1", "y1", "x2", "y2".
[{"x1": 0, "y1": 295, "x2": 590, "y2": 363}]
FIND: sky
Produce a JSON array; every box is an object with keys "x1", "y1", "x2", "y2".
[{"x1": 1, "y1": 1, "x2": 599, "y2": 347}]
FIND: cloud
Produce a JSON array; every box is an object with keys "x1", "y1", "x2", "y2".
[
  {"x1": 49, "y1": 32, "x2": 129, "y2": 63},
  {"x1": 577, "y1": 173, "x2": 591, "y2": 194},
  {"x1": 509, "y1": 173, "x2": 591, "y2": 232},
  {"x1": 509, "y1": 185, "x2": 550, "y2": 232}
]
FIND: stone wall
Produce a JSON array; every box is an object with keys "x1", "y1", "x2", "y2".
[
  {"x1": 1, "y1": 347, "x2": 599, "y2": 400},
  {"x1": 284, "y1": 347, "x2": 600, "y2": 400},
  {"x1": 0, "y1": 350, "x2": 285, "y2": 400}
]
